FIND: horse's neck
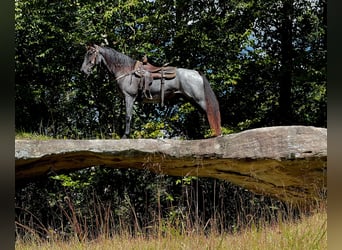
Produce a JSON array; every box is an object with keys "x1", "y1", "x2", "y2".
[{"x1": 100, "y1": 48, "x2": 135, "y2": 76}]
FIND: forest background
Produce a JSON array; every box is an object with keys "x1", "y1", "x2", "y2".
[{"x1": 15, "y1": 0, "x2": 326, "y2": 241}]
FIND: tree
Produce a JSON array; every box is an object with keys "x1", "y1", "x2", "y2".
[
  {"x1": 15, "y1": 0, "x2": 326, "y2": 138},
  {"x1": 247, "y1": 0, "x2": 327, "y2": 127}
]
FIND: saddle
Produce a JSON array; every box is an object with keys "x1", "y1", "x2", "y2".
[
  {"x1": 134, "y1": 56, "x2": 176, "y2": 106},
  {"x1": 141, "y1": 55, "x2": 176, "y2": 79}
]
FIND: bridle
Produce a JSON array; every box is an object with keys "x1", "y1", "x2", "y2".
[
  {"x1": 86, "y1": 46, "x2": 143, "y2": 82},
  {"x1": 88, "y1": 47, "x2": 99, "y2": 66},
  {"x1": 115, "y1": 61, "x2": 143, "y2": 81}
]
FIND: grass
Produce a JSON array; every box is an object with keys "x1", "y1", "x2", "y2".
[
  {"x1": 15, "y1": 206, "x2": 327, "y2": 250},
  {"x1": 15, "y1": 131, "x2": 121, "y2": 140},
  {"x1": 15, "y1": 131, "x2": 54, "y2": 140}
]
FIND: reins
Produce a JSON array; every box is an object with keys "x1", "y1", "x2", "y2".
[
  {"x1": 115, "y1": 61, "x2": 142, "y2": 81},
  {"x1": 91, "y1": 47, "x2": 139, "y2": 81},
  {"x1": 90, "y1": 47, "x2": 99, "y2": 65},
  {"x1": 98, "y1": 48, "x2": 168, "y2": 106},
  {"x1": 115, "y1": 70, "x2": 134, "y2": 81}
]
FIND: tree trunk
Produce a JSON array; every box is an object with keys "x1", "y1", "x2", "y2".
[{"x1": 279, "y1": 0, "x2": 294, "y2": 124}]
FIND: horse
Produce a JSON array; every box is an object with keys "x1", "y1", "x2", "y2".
[{"x1": 80, "y1": 44, "x2": 221, "y2": 138}]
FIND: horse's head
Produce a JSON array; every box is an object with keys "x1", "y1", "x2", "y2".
[{"x1": 80, "y1": 44, "x2": 102, "y2": 75}]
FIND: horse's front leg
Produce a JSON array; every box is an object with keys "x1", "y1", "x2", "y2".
[{"x1": 122, "y1": 94, "x2": 136, "y2": 139}]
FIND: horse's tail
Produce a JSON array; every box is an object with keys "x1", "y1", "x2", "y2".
[{"x1": 201, "y1": 73, "x2": 222, "y2": 136}]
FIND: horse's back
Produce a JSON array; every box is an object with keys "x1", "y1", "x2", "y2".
[{"x1": 176, "y1": 68, "x2": 202, "y2": 81}]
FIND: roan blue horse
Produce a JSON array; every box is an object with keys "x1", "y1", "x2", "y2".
[{"x1": 81, "y1": 44, "x2": 221, "y2": 138}]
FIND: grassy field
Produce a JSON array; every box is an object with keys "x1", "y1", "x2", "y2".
[{"x1": 15, "y1": 207, "x2": 326, "y2": 250}]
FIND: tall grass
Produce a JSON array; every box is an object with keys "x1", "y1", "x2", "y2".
[
  {"x1": 15, "y1": 180, "x2": 327, "y2": 249},
  {"x1": 15, "y1": 204, "x2": 327, "y2": 250}
]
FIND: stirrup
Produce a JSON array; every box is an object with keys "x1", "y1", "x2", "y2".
[{"x1": 143, "y1": 90, "x2": 153, "y2": 100}]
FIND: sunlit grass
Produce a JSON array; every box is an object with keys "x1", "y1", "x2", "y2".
[
  {"x1": 15, "y1": 131, "x2": 54, "y2": 140},
  {"x1": 15, "y1": 207, "x2": 327, "y2": 250}
]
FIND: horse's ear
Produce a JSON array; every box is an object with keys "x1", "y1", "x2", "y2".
[{"x1": 85, "y1": 43, "x2": 95, "y2": 50}]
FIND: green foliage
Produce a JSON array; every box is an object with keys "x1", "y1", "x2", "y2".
[
  {"x1": 175, "y1": 176, "x2": 197, "y2": 186},
  {"x1": 50, "y1": 174, "x2": 91, "y2": 189},
  {"x1": 132, "y1": 121, "x2": 168, "y2": 139},
  {"x1": 15, "y1": 0, "x2": 326, "y2": 138},
  {"x1": 16, "y1": 167, "x2": 300, "y2": 240}
]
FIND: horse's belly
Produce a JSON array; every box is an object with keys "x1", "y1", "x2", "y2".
[
  {"x1": 149, "y1": 79, "x2": 178, "y2": 94},
  {"x1": 138, "y1": 77, "x2": 179, "y2": 103}
]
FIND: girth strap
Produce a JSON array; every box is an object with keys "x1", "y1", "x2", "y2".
[
  {"x1": 160, "y1": 68, "x2": 165, "y2": 107},
  {"x1": 115, "y1": 60, "x2": 174, "y2": 106}
]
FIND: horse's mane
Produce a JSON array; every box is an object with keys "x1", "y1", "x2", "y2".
[{"x1": 99, "y1": 46, "x2": 136, "y2": 69}]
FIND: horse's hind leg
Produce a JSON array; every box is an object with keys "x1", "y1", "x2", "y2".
[{"x1": 122, "y1": 94, "x2": 136, "y2": 139}]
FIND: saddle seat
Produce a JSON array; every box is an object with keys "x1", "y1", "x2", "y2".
[
  {"x1": 138, "y1": 55, "x2": 176, "y2": 79},
  {"x1": 142, "y1": 63, "x2": 176, "y2": 79}
]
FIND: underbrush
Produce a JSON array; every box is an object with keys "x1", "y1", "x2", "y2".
[
  {"x1": 15, "y1": 168, "x2": 327, "y2": 249},
  {"x1": 15, "y1": 205, "x2": 327, "y2": 250}
]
